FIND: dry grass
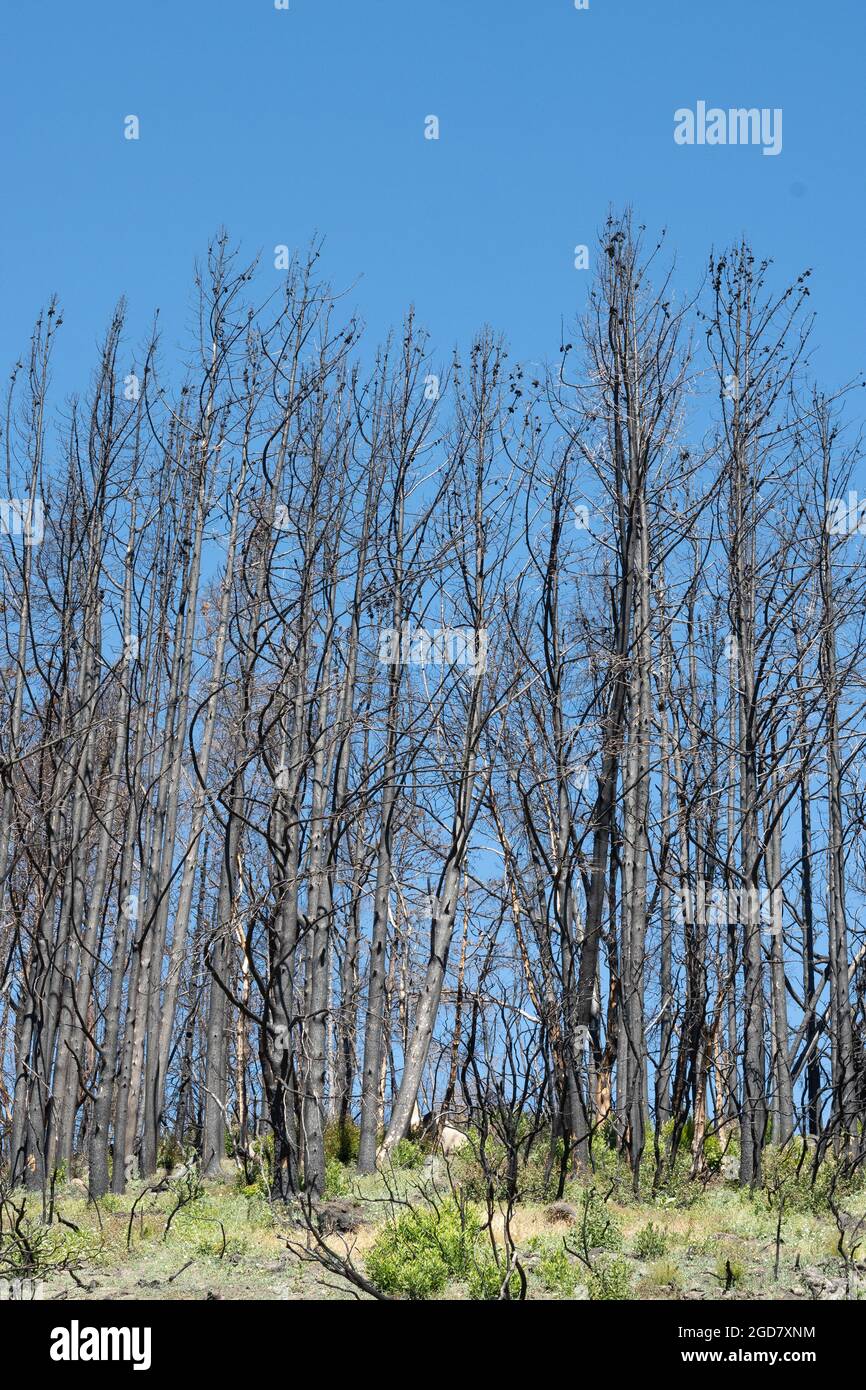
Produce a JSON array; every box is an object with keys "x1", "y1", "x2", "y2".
[{"x1": 4, "y1": 1162, "x2": 863, "y2": 1301}]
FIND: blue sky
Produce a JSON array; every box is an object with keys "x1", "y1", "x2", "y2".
[{"x1": 1, "y1": 0, "x2": 864, "y2": 391}]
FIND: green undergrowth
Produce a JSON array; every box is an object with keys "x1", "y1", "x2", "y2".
[{"x1": 1, "y1": 1131, "x2": 864, "y2": 1301}]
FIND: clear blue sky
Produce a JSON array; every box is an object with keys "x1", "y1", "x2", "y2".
[{"x1": 1, "y1": 0, "x2": 864, "y2": 390}]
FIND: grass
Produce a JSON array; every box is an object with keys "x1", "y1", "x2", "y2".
[{"x1": 4, "y1": 1154, "x2": 866, "y2": 1301}]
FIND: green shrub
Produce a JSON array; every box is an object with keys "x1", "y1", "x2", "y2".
[
  {"x1": 389, "y1": 1139, "x2": 426, "y2": 1170},
  {"x1": 324, "y1": 1158, "x2": 351, "y2": 1198},
  {"x1": 449, "y1": 1129, "x2": 560, "y2": 1204},
  {"x1": 196, "y1": 1233, "x2": 247, "y2": 1259},
  {"x1": 535, "y1": 1245, "x2": 581, "y2": 1296},
  {"x1": 575, "y1": 1188, "x2": 622, "y2": 1252},
  {"x1": 158, "y1": 1133, "x2": 186, "y2": 1172},
  {"x1": 661, "y1": 1115, "x2": 692, "y2": 1151},
  {"x1": 519, "y1": 1140, "x2": 566, "y2": 1202},
  {"x1": 634, "y1": 1221, "x2": 668, "y2": 1259},
  {"x1": 365, "y1": 1199, "x2": 481, "y2": 1300},
  {"x1": 236, "y1": 1179, "x2": 267, "y2": 1199},
  {"x1": 587, "y1": 1256, "x2": 632, "y2": 1300},
  {"x1": 95, "y1": 1193, "x2": 125, "y2": 1214},
  {"x1": 1, "y1": 1214, "x2": 103, "y2": 1275},
  {"x1": 467, "y1": 1257, "x2": 523, "y2": 1300},
  {"x1": 715, "y1": 1253, "x2": 746, "y2": 1288},
  {"x1": 647, "y1": 1259, "x2": 682, "y2": 1290},
  {"x1": 324, "y1": 1119, "x2": 360, "y2": 1166},
  {"x1": 761, "y1": 1143, "x2": 865, "y2": 1215}
]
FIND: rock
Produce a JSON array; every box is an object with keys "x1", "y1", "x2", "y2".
[
  {"x1": 438, "y1": 1125, "x2": 468, "y2": 1156},
  {"x1": 167, "y1": 1162, "x2": 193, "y2": 1183},
  {"x1": 545, "y1": 1201, "x2": 579, "y2": 1225},
  {"x1": 316, "y1": 1199, "x2": 367, "y2": 1235},
  {"x1": 798, "y1": 1265, "x2": 862, "y2": 1301},
  {"x1": 837, "y1": 1209, "x2": 866, "y2": 1236},
  {"x1": 820, "y1": 1280, "x2": 847, "y2": 1301}
]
